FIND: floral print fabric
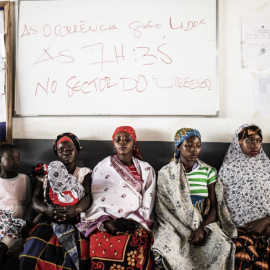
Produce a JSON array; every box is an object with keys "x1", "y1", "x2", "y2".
[{"x1": 0, "y1": 210, "x2": 26, "y2": 240}]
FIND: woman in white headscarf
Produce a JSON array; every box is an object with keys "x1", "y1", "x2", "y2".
[{"x1": 219, "y1": 124, "x2": 270, "y2": 270}]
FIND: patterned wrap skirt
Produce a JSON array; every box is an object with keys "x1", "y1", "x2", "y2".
[
  {"x1": 89, "y1": 228, "x2": 153, "y2": 270},
  {"x1": 234, "y1": 228, "x2": 270, "y2": 270},
  {"x1": 20, "y1": 220, "x2": 90, "y2": 270}
]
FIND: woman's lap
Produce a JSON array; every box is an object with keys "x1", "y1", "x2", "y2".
[
  {"x1": 89, "y1": 228, "x2": 153, "y2": 270},
  {"x1": 20, "y1": 221, "x2": 89, "y2": 270}
]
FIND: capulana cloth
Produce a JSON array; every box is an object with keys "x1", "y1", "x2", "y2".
[
  {"x1": 174, "y1": 128, "x2": 201, "y2": 159},
  {"x1": 53, "y1": 132, "x2": 81, "y2": 155},
  {"x1": 112, "y1": 126, "x2": 142, "y2": 160}
]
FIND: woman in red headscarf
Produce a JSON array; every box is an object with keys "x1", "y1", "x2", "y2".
[{"x1": 77, "y1": 126, "x2": 156, "y2": 270}]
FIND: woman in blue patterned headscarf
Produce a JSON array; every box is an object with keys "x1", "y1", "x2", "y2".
[
  {"x1": 153, "y1": 127, "x2": 235, "y2": 270},
  {"x1": 174, "y1": 128, "x2": 201, "y2": 160}
]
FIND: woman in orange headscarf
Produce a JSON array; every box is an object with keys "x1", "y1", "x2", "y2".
[{"x1": 77, "y1": 126, "x2": 156, "y2": 270}]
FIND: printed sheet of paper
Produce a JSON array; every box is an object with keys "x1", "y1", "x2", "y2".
[
  {"x1": 254, "y1": 74, "x2": 270, "y2": 115},
  {"x1": 242, "y1": 17, "x2": 270, "y2": 69}
]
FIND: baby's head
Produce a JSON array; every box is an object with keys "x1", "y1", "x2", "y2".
[{"x1": 0, "y1": 143, "x2": 20, "y2": 173}]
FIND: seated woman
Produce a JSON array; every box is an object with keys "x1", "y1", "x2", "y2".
[
  {"x1": 76, "y1": 126, "x2": 156, "y2": 269},
  {"x1": 152, "y1": 128, "x2": 236, "y2": 270},
  {"x1": 219, "y1": 124, "x2": 270, "y2": 270},
  {"x1": 20, "y1": 132, "x2": 92, "y2": 270}
]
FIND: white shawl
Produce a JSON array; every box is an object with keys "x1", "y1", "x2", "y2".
[{"x1": 84, "y1": 156, "x2": 156, "y2": 232}]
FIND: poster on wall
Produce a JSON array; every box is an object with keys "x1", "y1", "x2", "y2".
[{"x1": 242, "y1": 17, "x2": 270, "y2": 69}]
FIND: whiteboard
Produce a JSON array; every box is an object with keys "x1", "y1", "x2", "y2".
[{"x1": 15, "y1": 0, "x2": 218, "y2": 116}]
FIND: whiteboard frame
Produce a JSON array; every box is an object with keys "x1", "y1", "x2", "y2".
[
  {"x1": 0, "y1": 1, "x2": 12, "y2": 142},
  {"x1": 15, "y1": 0, "x2": 219, "y2": 117}
]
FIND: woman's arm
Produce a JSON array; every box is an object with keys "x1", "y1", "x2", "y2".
[
  {"x1": 32, "y1": 180, "x2": 49, "y2": 214},
  {"x1": 189, "y1": 182, "x2": 217, "y2": 245},
  {"x1": 243, "y1": 216, "x2": 270, "y2": 236},
  {"x1": 65, "y1": 172, "x2": 92, "y2": 220},
  {"x1": 25, "y1": 175, "x2": 34, "y2": 223},
  {"x1": 32, "y1": 179, "x2": 64, "y2": 221},
  {"x1": 201, "y1": 182, "x2": 218, "y2": 226}
]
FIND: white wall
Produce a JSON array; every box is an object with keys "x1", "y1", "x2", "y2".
[{"x1": 12, "y1": 0, "x2": 270, "y2": 142}]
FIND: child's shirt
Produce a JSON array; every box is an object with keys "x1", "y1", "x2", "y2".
[
  {"x1": 0, "y1": 174, "x2": 31, "y2": 251},
  {"x1": 0, "y1": 174, "x2": 31, "y2": 219},
  {"x1": 186, "y1": 164, "x2": 216, "y2": 197}
]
